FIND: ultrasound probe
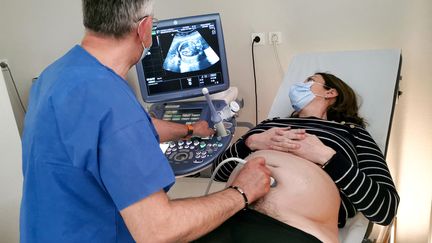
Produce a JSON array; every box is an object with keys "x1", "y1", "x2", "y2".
[
  {"x1": 205, "y1": 157, "x2": 277, "y2": 196},
  {"x1": 202, "y1": 88, "x2": 228, "y2": 137}
]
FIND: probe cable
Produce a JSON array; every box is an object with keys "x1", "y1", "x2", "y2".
[
  {"x1": 205, "y1": 157, "x2": 248, "y2": 195},
  {"x1": 205, "y1": 157, "x2": 276, "y2": 196}
]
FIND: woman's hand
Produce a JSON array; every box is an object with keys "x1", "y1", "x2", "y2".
[
  {"x1": 287, "y1": 134, "x2": 336, "y2": 166},
  {"x1": 245, "y1": 127, "x2": 306, "y2": 151}
]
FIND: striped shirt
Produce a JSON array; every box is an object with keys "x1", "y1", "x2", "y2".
[{"x1": 214, "y1": 117, "x2": 399, "y2": 227}]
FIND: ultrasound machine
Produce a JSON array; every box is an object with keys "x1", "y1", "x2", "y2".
[{"x1": 135, "y1": 13, "x2": 238, "y2": 177}]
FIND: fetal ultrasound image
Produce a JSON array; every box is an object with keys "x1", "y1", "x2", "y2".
[{"x1": 163, "y1": 30, "x2": 220, "y2": 73}]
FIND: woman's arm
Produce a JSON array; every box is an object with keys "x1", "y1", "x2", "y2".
[
  {"x1": 245, "y1": 127, "x2": 305, "y2": 151},
  {"x1": 323, "y1": 126, "x2": 400, "y2": 225}
]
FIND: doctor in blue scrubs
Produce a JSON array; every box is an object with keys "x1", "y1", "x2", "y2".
[{"x1": 20, "y1": 0, "x2": 272, "y2": 242}]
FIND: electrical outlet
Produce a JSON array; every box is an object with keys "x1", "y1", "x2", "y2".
[
  {"x1": 251, "y1": 32, "x2": 265, "y2": 45},
  {"x1": 269, "y1": 32, "x2": 282, "y2": 45}
]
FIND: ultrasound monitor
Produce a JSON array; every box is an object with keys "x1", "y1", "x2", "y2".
[{"x1": 136, "y1": 13, "x2": 230, "y2": 103}]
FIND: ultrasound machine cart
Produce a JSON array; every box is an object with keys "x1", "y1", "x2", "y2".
[{"x1": 135, "y1": 13, "x2": 236, "y2": 177}]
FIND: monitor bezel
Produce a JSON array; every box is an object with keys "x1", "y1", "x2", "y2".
[{"x1": 136, "y1": 13, "x2": 230, "y2": 103}]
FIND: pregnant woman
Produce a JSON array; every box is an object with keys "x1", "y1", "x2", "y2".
[{"x1": 196, "y1": 73, "x2": 399, "y2": 243}]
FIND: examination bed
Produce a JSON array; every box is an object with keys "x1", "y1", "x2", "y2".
[{"x1": 169, "y1": 48, "x2": 402, "y2": 243}]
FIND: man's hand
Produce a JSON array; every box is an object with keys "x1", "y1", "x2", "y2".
[
  {"x1": 230, "y1": 157, "x2": 272, "y2": 203},
  {"x1": 245, "y1": 127, "x2": 306, "y2": 151},
  {"x1": 192, "y1": 120, "x2": 215, "y2": 138}
]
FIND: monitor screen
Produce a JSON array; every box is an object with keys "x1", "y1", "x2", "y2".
[{"x1": 135, "y1": 13, "x2": 230, "y2": 103}]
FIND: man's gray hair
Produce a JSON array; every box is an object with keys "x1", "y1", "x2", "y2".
[{"x1": 82, "y1": 0, "x2": 154, "y2": 38}]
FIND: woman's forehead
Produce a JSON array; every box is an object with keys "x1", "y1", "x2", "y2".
[{"x1": 306, "y1": 74, "x2": 325, "y2": 83}]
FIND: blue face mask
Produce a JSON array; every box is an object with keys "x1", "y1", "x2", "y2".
[
  {"x1": 140, "y1": 41, "x2": 152, "y2": 60},
  {"x1": 288, "y1": 82, "x2": 315, "y2": 111}
]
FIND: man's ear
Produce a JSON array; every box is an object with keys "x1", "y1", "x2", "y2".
[{"x1": 137, "y1": 18, "x2": 151, "y2": 42}]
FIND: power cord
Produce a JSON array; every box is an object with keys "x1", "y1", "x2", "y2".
[
  {"x1": 251, "y1": 36, "x2": 260, "y2": 125},
  {"x1": 0, "y1": 62, "x2": 27, "y2": 113}
]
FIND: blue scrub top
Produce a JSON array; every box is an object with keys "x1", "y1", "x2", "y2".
[{"x1": 21, "y1": 45, "x2": 175, "y2": 243}]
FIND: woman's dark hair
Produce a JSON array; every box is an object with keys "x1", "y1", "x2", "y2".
[{"x1": 316, "y1": 72, "x2": 366, "y2": 127}]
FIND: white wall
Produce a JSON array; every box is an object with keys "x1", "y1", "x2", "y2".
[{"x1": 1, "y1": 0, "x2": 431, "y2": 242}]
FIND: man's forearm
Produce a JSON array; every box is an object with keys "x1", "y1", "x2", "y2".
[
  {"x1": 122, "y1": 189, "x2": 244, "y2": 243},
  {"x1": 166, "y1": 188, "x2": 244, "y2": 242},
  {"x1": 151, "y1": 118, "x2": 188, "y2": 142}
]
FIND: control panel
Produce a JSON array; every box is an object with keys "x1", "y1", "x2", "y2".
[{"x1": 149, "y1": 100, "x2": 235, "y2": 177}]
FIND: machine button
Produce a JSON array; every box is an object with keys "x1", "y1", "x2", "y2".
[
  {"x1": 193, "y1": 140, "x2": 200, "y2": 146},
  {"x1": 178, "y1": 141, "x2": 184, "y2": 146},
  {"x1": 186, "y1": 140, "x2": 193, "y2": 145},
  {"x1": 199, "y1": 142, "x2": 206, "y2": 149},
  {"x1": 174, "y1": 152, "x2": 189, "y2": 161}
]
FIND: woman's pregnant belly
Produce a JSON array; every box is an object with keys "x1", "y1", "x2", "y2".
[{"x1": 228, "y1": 150, "x2": 341, "y2": 243}]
